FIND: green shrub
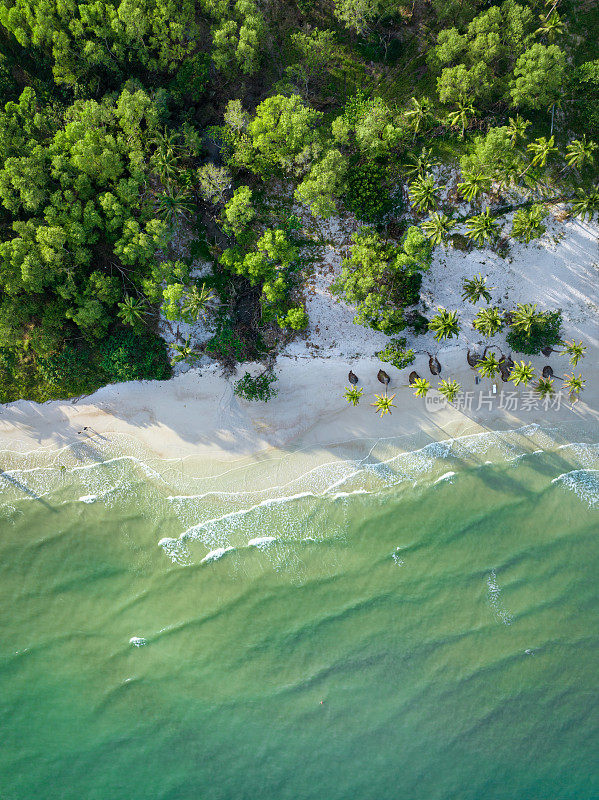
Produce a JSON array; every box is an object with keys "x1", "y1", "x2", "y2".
[
  {"x1": 278, "y1": 306, "x2": 309, "y2": 330},
  {"x1": 99, "y1": 330, "x2": 171, "y2": 384},
  {"x1": 377, "y1": 338, "x2": 416, "y2": 369},
  {"x1": 205, "y1": 322, "x2": 245, "y2": 363},
  {"x1": 506, "y1": 310, "x2": 562, "y2": 355},
  {"x1": 345, "y1": 162, "x2": 390, "y2": 221},
  {"x1": 234, "y1": 370, "x2": 278, "y2": 401}
]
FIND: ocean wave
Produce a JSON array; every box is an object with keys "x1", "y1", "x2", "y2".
[
  {"x1": 201, "y1": 546, "x2": 235, "y2": 564},
  {"x1": 551, "y1": 469, "x2": 599, "y2": 508}
]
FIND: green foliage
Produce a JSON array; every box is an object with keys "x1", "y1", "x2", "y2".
[
  {"x1": 197, "y1": 163, "x2": 232, "y2": 205},
  {"x1": 331, "y1": 226, "x2": 431, "y2": 335},
  {"x1": 278, "y1": 306, "x2": 308, "y2": 330},
  {"x1": 99, "y1": 329, "x2": 171, "y2": 383},
  {"x1": 295, "y1": 149, "x2": 348, "y2": 218},
  {"x1": 234, "y1": 369, "x2": 278, "y2": 401},
  {"x1": 510, "y1": 204, "x2": 547, "y2": 243},
  {"x1": 222, "y1": 185, "x2": 255, "y2": 236},
  {"x1": 428, "y1": 308, "x2": 460, "y2": 341},
  {"x1": 344, "y1": 161, "x2": 389, "y2": 220},
  {"x1": 510, "y1": 43, "x2": 566, "y2": 109},
  {"x1": 506, "y1": 309, "x2": 562, "y2": 355},
  {"x1": 376, "y1": 338, "x2": 415, "y2": 369}
]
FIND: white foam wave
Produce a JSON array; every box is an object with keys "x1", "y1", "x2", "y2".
[
  {"x1": 201, "y1": 547, "x2": 234, "y2": 564},
  {"x1": 129, "y1": 637, "x2": 147, "y2": 647},
  {"x1": 551, "y1": 469, "x2": 599, "y2": 508},
  {"x1": 435, "y1": 471, "x2": 456, "y2": 484},
  {"x1": 487, "y1": 570, "x2": 513, "y2": 625},
  {"x1": 247, "y1": 536, "x2": 277, "y2": 548}
]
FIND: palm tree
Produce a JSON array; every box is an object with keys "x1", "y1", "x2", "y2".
[
  {"x1": 372, "y1": 392, "x2": 397, "y2": 416},
  {"x1": 457, "y1": 171, "x2": 492, "y2": 204},
  {"x1": 405, "y1": 96, "x2": 432, "y2": 136},
  {"x1": 563, "y1": 373, "x2": 585, "y2": 403},
  {"x1": 403, "y1": 147, "x2": 435, "y2": 178},
  {"x1": 477, "y1": 352, "x2": 501, "y2": 379},
  {"x1": 429, "y1": 308, "x2": 460, "y2": 341},
  {"x1": 565, "y1": 136, "x2": 597, "y2": 170},
  {"x1": 182, "y1": 284, "x2": 214, "y2": 322},
  {"x1": 344, "y1": 386, "x2": 363, "y2": 406},
  {"x1": 535, "y1": 377, "x2": 555, "y2": 398},
  {"x1": 527, "y1": 136, "x2": 558, "y2": 168},
  {"x1": 473, "y1": 307, "x2": 504, "y2": 336},
  {"x1": 507, "y1": 114, "x2": 531, "y2": 147},
  {"x1": 156, "y1": 187, "x2": 194, "y2": 226},
  {"x1": 461, "y1": 273, "x2": 493, "y2": 304},
  {"x1": 571, "y1": 188, "x2": 599, "y2": 221},
  {"x1": 536, "y1": 8, "x2": 565, "y2": 42},
  {"x1": 510, "y1": 302, "x2": 539, "y2": 334},
  {"x1": 421, "y1": 212, "x2": 455, "y2": 245},
  {"x1": 447, "y1": 100, "x2": 475, "y2": 138},
  {"x1": 151, "y1": 128, "x2": 181, "y2": 185},
  {"x1": 509, "y1": 360, "x2": 535, "y2": 387},
  {"x1": 117, "y1": 295, "x2": 146, "y2": 327},
  {"x1": 411, "y1": 377, "x2": 431, "y2": 397},
  {"x1": 465, "y1": 208, "x2": 500, "y2": 245},
  {"x1": 561, "y1": 340, "x2": 586, "y2": 366},
  {"x1": 510, "y1": 204, "x2": 547, "y2": 243},
  {"x1": 408, "y1": 174, "x2": 442, "y2": 213},
  {"x1": 169, "y1": 337, "x2": 200, "y2": 365},
  {"x1": 438, "y1": 378, "x2": 461, "y2": 403}
]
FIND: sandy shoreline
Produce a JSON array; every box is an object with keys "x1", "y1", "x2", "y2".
[{"x1": 1, "y1": 349, "x2": 598, "y2": 471}]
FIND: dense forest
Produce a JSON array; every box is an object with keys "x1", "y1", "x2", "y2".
[{"x1": 0, "y1": 0, "x2": 597, "y2": 402}]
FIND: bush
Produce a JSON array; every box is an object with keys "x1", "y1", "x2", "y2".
[
  {"x1": 377, "y1": 338, "x2": 416, "y2": 369},
  {"x1": 99, "y1": 330, "x2": 171, "y2": 383},
  {"x1": 506, "y1": 310, "x2": 562, "y2": 355},
  {"x1": 344, "y1": 161, "x2": 390, "y2": 221},
  {"x1": 278, "y1": 306, "x2": 309, "y2": 330},
  {"x1": 205, "y1": 321, "x2": 246, "y2": 363},
  {"x1": 234, "y1": 370, "x2": 278, "y2": 401}
]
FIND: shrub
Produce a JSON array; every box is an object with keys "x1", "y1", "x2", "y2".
[
  {"x1": 278, "y1": 306, "x2": 309, "y2": 330},
  {"x1": 234, "y1": 370, "x2": 278, "y2": 401},
  {"x1": 99, "y1": 330, "x2": 171, "y2": 383},
  {"x1": 344, "y1": 162, "x2": 390, "y2": 221},
  {"x1": 205, "y1": 321, "x2": 246, "y2": 363},
  {"x1": 377, "y1": 338, "x2": 416, "y2": 369},
  {"x1": 506, "y1": 310, "x2": 562, "y2": 355}
]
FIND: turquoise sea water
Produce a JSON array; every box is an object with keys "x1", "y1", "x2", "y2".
[{"x1": 1, "y1": 424, "x2": 598, "y2": 800}]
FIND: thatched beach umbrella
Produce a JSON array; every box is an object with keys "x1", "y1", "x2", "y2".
[
  {"x1": 348, "y1": 370, "x2": 359, "y2": 385},
  {"x1": 428, "y1": 354, "x2": 442, "y2": 376}
]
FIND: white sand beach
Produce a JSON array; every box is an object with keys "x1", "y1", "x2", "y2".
[{"x1": 1, "y1": 216, "x2": 598, "y2": 465}]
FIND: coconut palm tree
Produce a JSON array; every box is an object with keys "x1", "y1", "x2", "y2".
[
  {"x1": 117, "y1": 295, "x2": 146, "y2": 327},
  {"x1": 563, "y1": 373, "x2": 585, "y2": 403},
  {"x1": 457, "y1": 172, "x2": 492, "y2": 204},
  {"x1": 169, "y1": 338, "x2": 200, "y2": 365},
  {"x1": 411, "y1": 377, "x2": 431, "y2": 397},
  {"x1": 429, "y1": 309, "x2": 460, "y2": 341},
  {"x1": 510, "y1": 204, "x2": 547, "y2": 243},
  {"x1": 473, "y1": 307, "x2": 504, "y2": 336},
  {"x1": 536, "y1": 8, "x2": 565, "y2": 42},
  {"x1": 527, "y1": 136, "x2": 558, "y2": 168},
  {"x1": 507, "y1": 114, "x2": 531, "y2": 147},
  {"x1": 344, "y1": 386, "x2": 363, "y2": 406},
  {"x1": 403, "y1": 147, "x2": 435, "y2": 178},
  {"x1": 535, "y1": 377, "x2": 555, "y2": 398},
  {"x1": 477, "y1": 352, "x2": 501, "y2": 379},
  {"x1": 509, "y1": 360, "x2": 535, "y2": 387},
  {"x1": 372, "y1": 393, "x2": 397, "y2": 416},
  {"x1": 465, "y1": 208, "x2": 500, "y2": 245},
  {"x1": 510, "y1": 302, "x2": 539, "y2": 334},
  {"x1": 408, "y1": 174, "x2": 442, "y2": 213},
  {"x1": 405, "y1": 96, "x2": 432, "y2": 136},
  {"x1": 571, "y1": 189, "x2": 599, "y2": 221},
  {"x1": 561, "y1": 340, "x2": 586, "y2": 366},
  {"x1": 421, "y1": 212, "x2": 455, "y2": 245},
  {"x1": 156, "y1": 187, "x2": 195, "y2": 226},
  {"x1": 461, "y1": 273, "x2": 493, "y2": 304},
  {"x1": 182, "y1": 284, "x2": 214, "y2": 322},
  {"x1": 447, "y1": 100, "x2": 475, "y2": 138},
  {"x1": 565, "y1": 136, "x2": 597, "y2": 170},
  {"x1": 438, "y1": 378, "x2": 461, "y2": 403},
  {"x1": 151, "y1": 128, "x2": 181, "y2": 185}
]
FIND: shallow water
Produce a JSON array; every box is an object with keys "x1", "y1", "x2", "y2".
[{"x1": 1, "y1": 424, "x2": 598, "y2": 799}]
